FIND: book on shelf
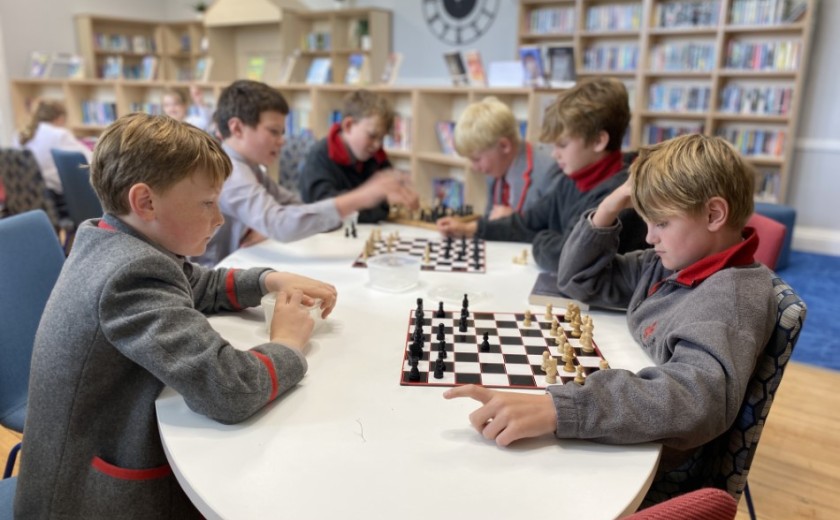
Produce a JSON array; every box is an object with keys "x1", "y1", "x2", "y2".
[
  {"x1": 462, "y1": 49, "x2": 487, "y2": 87},
  {"x1": 278, "y1": 51, "x2": 300, "y2": 84},
  {"x1": 101, "y1": 55, "x2": 123, "y2": 79},
  {"x1": 28, "y1": 51, "x2": 50, "y2": 78},
  {"x1": 519, "y1": 46, "x2": 546, "y2": 87},
  {"x1": 487, "y1": 60, "x2": 523, "y2": 87},
  {"x1": 380, "y1": 52, "x2": 403, "y2": 85},
  {"x1": 132, "y1": 35, "x2": 149, "y2": 54},
  {"x1": 246, "y1": 55, "x2": 267, "y2": 81},
  {"x1": 443, "y1": 51, "x2": 468, "y2": 86},
  {"x1": 545, "y1": 45, "x2": 576, "y2": 87},
  {"x1": 528, "y1": 271, "x2": 589, "y2": 311},
  {"x1": 47, "y1": 53, "x2": 83, "y2": 79},
  {"x1": 434, "y1": 120, "x2": 456, "y2": 156},
  {"x1": 432, "y1": 178, "x2": 464, "y2": 210},
  {"x1": 305, "y1": 58, "x2": 332, "y2": 84},
  {"x1": 344, "y1": 53, "x2": 369, "y2": 85},
  {"x1": 140, "y1": 56, "x2": 158, "y2": 80},
  {"x1": 785, "y1": 0, "x2": 808, "y2": 22},
  {"x1": 194, "y1": 57, "x2": 212, "y2": 82}
]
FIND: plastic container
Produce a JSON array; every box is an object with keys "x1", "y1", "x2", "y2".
[
  {"x1": 261, "y1": 293, "x2": 324, "y2": 333},
  {"x1": 366, "y1": 253, "x2": 420, "y2": 292}
]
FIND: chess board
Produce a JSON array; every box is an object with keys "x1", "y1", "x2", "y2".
[
  {"x1": 400, "y1": 307, "x2": 608, "y2": 390},
  {"x1": 353, "y1": 236, "x2": 486, "y2": 273}
]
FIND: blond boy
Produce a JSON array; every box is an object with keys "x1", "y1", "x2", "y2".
[
  {"x1": 453, "y1": 96, "x2": 559, "y2": 220},
  {"x1": 445, "y1": 134, "x2": 778, "y2": 505},
  {"x1": 15, "y1": 113, "x2": 337, "y2": 518}
]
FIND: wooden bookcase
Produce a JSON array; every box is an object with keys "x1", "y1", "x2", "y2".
[{"x1": 518, "y1": 0, "x2": 818, "y2": 203}]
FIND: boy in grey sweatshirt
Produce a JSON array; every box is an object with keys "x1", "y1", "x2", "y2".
[
  {"x1": 444, "y1": 134, "x2": 776, "y2": 506},
  {"x1": 15, "y1": 113, "x2": 337, "y2": 519}
]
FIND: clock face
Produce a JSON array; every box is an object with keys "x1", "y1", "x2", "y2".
[{"x1": 422, "y1": 0, "x2": 499, "y2": 46}]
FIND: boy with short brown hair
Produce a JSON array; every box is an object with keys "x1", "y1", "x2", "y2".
[
  {"x1": 445, "y1": 134, "x2": 778, "y2": 505},
  {"x1": 298, "y1": 89, "x2": 418, "y2": 223},
  {"x1": 437, "y1": 77, "x2": 646, "y2": 271},
  {"x1": 15, "y1": 113, "x2": 337, "y2": 519}
]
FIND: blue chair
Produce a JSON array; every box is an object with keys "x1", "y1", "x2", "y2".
[
  {"x1": 0, "y1": 210, "x2": 65, "y2": 476},
  {"x1": 0, "y1": 475, "x2": 16, "y2": 520},
  {"x1": 51, "y1": 149, "x2": 102, "y2": 228},
  {"x1": 641, "y1": 277, "x2": 806, "y2": 520}
]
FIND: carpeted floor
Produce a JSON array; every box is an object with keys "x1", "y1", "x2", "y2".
[{"x1": 776, "y1": 251, "x2": 840, "y2": 371}]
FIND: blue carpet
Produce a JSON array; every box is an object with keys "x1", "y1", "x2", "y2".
[{"x1": 776, "y1": 251, "x2": 840, "y2": 371}]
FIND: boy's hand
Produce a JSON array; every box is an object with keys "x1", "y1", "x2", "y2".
[
  {"x1": 265, "y1": 272, "x2": 337, "y2": 318},
  {"x1": 240, "y1": 229, "x2": 268, "y2": 248},
  {"x1": 487, "y1": 205, "x2": 514, "y2": 220},
  {"x1": 437, "y1": 217, "x2": 477, "y2": 238},
  {"x1": 336, "y1": 169, "x2": 418, "y2": 216},
  {"x1": 443, "y1": 385, "x2": 557, "y2": 447},
  {"x1": 592, "y1": 178, "x2": 634, "y2": 228},
  {"x1": 269, "y1": 290, "x2": 314, "y2": 351}
]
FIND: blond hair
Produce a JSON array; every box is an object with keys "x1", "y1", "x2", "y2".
[
  {"x1": 630, "y1": 134, "x2": 755, "y2": 229},
  {"x1": 342, "y1": 89, "x2": 394, "y2": 134},
  {"x1": 91, "y1": 113, "x2": 231, "y2": 215},
  {"x1": 19, "y1": 99, "x2": 67, "y2": 145},
  {"x1": 539, "y1": 77, "x2": 630, "y2": 151},
  {"x1": 454, "y1": 97, "x2": 520, "y2": 157}
]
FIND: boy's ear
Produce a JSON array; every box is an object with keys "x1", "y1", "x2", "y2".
[
  {"x1": 340, "y1": 117, "x2": 355, "y2": 133},
  {"x1": 705, "y1": 196, "x2": 729, "y2": 231},
  {"x1": 127, "y1": 183, "x2": 156, "y2": 221},
  {"x1": 593, "y1": 130, "x2": 610, "y2": 153},
  {"x1": 498, "y1": 137, "x2": 513, "y2": 154},
  {"x1": 227, "y1": 117, "x2": 244, "y2": 138}
]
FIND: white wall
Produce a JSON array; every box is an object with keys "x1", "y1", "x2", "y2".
[{"x1": 1, "y1": 0, "x2": 838, "y2": 252}]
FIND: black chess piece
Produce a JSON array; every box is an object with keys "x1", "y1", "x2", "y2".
[
  {"x1": 458, "y1": 315, "x2": 468, "y2": 333},
  {"x1": 433, "y1": 357, "x2": 445, "y2": 379},
  {"x1": 437, "y1": 339, "x2": 447, "y2": 358},
  {"x1": 409, "y1": 364, "x2": 421, "y2": 381},
  {"x1": 436, "y1": 322, "x2": 445, "y2": 341},
  {"x1": 462, "y1": 293, "x2": 469, "y2": 310},
  {"x1": 480, "y1": 331, "x2": 490, "y2": 352},
  {"x1": 416, "y1": 297, "x2": 423, "y2": 310},
  {"x1": 410, "y1": 339, "x2": 423, "y2": 360},
  {"x1": 351, "y1": 222, "x2": 357, "y2": 238},
  {"x1": 344, "y1": 227, "x2": 349, "y2": 237},
  {"x1": 436, "y1": 301, "x2": 445, "y2": 318}
]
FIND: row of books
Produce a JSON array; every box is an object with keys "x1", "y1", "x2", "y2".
[
  {"x1": 716, "y1": 127, "x2": 787, "y2": 157},
  {"x1": 643, "y1": 123, "x2": 705, "y2": 145},
  {"x1": 755, "y1": 169, "x2": 781, "y2": 202},
  {"x1": 129, "y1": 102, "x2": 162, "y2": 115},
  {"x1": 725, "y1": 40, "x2": 802, "y2": 71},
  {"x1": 584, "y1": 4, "x2": 642, "y2": 31},
  {"x1": 383, "y1": 115, "x2": 412, "y2": 151},
  {"x1": 647, "y1": 84, "x2": 712, "y2": 112},
  {"x1": 93, "y1": 33, "x2": 156, "y2": 54},
  {"x1": 302, "y1": 32, "x2": 331, "y2": 51},
  {"x1": 655, "y1": 1, "x2": 720, "y2": 28},
  {"x1": 719, "y1": 84, "x2": 793, "y2": 115},
  {"x1": 100, "y1": 56, "x2": 158, "y2": 80},
  {"x1": 175, "y1": 34, "x2": 208, "y2": 54},
  {"x1": 432, "y1": 178, "x2": 465, "y2": 211},
  {"x1": 285, "y1": 109, "x2": 312, "y2": 138},
  {"x1": 81, "y1": 101, "x2": 118, "y2": 126},
  {"x1": 730, "y1": 0, "x2": 805, "y2": 25},
  {"x1": 527, "y1": 6, "x2": 576, "y2": 34},
  {"x1": 649, "y1": 42, "x2": 716, "y2": 71},
  {"x1": 28, "y1": 52, "x2": 83, "y2": 79},
  {"x1": 435, "y1": 121, "x2": 456, "y2": 156},
  {"x1": 582, "y1": 45, "x2": 639, "y2": 72}
]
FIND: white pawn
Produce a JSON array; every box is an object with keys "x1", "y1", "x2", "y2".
[
  {"x1": 544, "y1": 303, "x2": 553, "y2": 321},
  {"x1": 545, "y1": 357, "x2": 558, "y2": 384}
]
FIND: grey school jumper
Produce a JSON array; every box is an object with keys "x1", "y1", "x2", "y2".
[
  {"x1": 15, "y1": 214, "x2": 307, "y2": 519},
  {"x1": 551, "y1": 211, "x2": 775, "y2": 462}
]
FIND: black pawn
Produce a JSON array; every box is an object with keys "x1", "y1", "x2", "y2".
[
  {"x1": 480, "y1": 332, "x2": 490, "y2": 352},
  {"x1": 344, "y1": 227, "x2": 349, "y2": 237},
  {"x1": 409, "y1": 364, "x2": 421, "y2": 381},
  {"x1": 436, "y1": 322, "x2": 445, "y2": 341},
  {"x1": 462, "y1": 293, "x2": 469, "y2": 311},
  {"x1": 350, "y1": 222, "x2": 357, "y2": 238},
  {"x1": 436, "y1": 301, "x2": 445, "y2": 318},
  {"x1": 437, "y1": 340, "x2": 447, "y2": 358},
  {"x1": 459, "y1": 315, "x2": 468, "y2": 332},
  {"x1": 433, "y1": 357, "x2": 445, "y2": 379}
]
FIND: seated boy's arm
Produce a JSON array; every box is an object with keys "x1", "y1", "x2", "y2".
[
  {"x1": 101, "y1": 257, "x2": 307, "y2": 424},
  {"x1": 531, "y1": 220, "x2": 577, "y2": 271},
  {"x1": 186, "y1": 262, "x2": 268, "y2": 314},
  {"x1": 479, "y1": 212, "x2": 536, "y2": 242},
  {"x1": 221, "y1": 167, "x2": 341, "y2": 243}
]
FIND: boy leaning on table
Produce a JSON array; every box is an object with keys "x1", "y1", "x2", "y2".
[
  {"x1": 445, "y1": 134, "x2": 778, "y2": 506},
  {"x1": 15, "y1": 113, "x2": 337, "y2": 519}
]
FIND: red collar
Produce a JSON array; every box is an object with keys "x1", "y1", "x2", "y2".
[
  {"x1": 675, "y1": 227, "x2": 759, "y2": 287},
  {"x1": 568, "y1": 150, "x2": 623, "y2": 192},
  {"x1": 97, "y1": 220, "x2": 116, "y2": 231},
  {"x1": 493, "y1": 143, "x2": 533, "y2": 214},
  {"x1": 326, "y1": 123, "x2": 388, "y2": 171}
]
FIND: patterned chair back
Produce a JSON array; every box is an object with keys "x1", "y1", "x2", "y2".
[
  {"x1": 278, "y1": 132, "x2": 316, "y2": 198},
  {"x1": 0, "y1": 148, "x2": 60, "y2": 227},
  {"x1": 642, "y1": 277, "x2": 806, "y2": 506}
]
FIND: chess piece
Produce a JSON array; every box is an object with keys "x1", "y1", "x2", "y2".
[
  {"x1": 462, "y1": 293, "x2": 469, "y2": 311},
  {"x1": 523, "y1": 309, "x2": 532, "y2": 327},
  {"x1": 350, "y1": 221, "x2": 357, "y2": 238},
  {"x1": 458, "y1": 315, "x2": 468, "y2": 333},
  {"x1": 599, "y1": 359, "x2": 610, "y2": 370},
  {"x1": 480, "y1": 332, "x2": 490, "y2": 352},
  {"x1": 550, "y1": 317, "x2": 559, "y2": 336},
  {"x1": 423, "y1": 243, "x2": 431, "y2": 264},
  {"x1": 580, "y1": 316, "x2": 594, "y2": 354},
  {"x1": 563, "y1": 345, "x2": 575, "y2": 372},
  {"x1": 436, "y1": 301, "x2": 446, "y2": 318},
  {"x1": 574, "y1": 365, "x2": 585, "y2": 385},
  {"x1": 433, "y1": 357, "x2": 445, "y2": 379},
  {"x1": 545, "y1": 357, "x2": 558, "y2": 384},
  {"x1": 345, "y1": 227, "x2": 349, "y2": 237},
  {"x1": 571, "y1": 313, "x2": 582, "y2": 338},
  {"x1": 409, "y1": 364, "x2": 421, "y2": 382},
  {"x1": 541, "y1": 350, "x2": 550, "y2": 372},
  {"x1": 436, "y1": 322, "x2": 445, "y2": 341},
  {"x1": 438, "y1": 339, "x2": 447, "y2": 358}
]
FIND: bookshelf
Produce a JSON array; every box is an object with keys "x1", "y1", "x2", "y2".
[{"x1": 517, "y1": 0, "x2": 817, "y2": 203}]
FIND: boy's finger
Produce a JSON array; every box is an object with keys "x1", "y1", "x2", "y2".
[{"x1": 443, "y1": 384, "x2": 494, "y2": 403}]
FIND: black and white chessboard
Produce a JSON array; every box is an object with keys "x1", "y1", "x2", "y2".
[
  {"x1": 353, "y1": 236, "x2": 486, "y2": 273},
  {"x1": 400, "y1": 307, "x2": 607, "y2": 390}
]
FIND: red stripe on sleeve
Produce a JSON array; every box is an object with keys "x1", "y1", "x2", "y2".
[
  {"x1": 225, "y1": 269, "x2": 242, "y2": 310},
  {"x1": 91, "y1": 456, "x2": 171, "y2": 481},
  {"x1": 251, "y1": 351, "x2": 279, "y2": 401}
]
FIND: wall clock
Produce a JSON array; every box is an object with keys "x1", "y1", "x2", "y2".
[{"x1": 422, "y1": 0, "x2": 500, "y2": 46}]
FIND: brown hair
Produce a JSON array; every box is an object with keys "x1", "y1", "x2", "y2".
[
  {"x1": 539, "y1": 77, "x2": 630, "y2": 151},
  {"x1": 630, "y1": 134, "x2": 755, "y2": 229},
  {"x1": 342, "y1": 89, "x2": 395, "y2": 134},
  {"x1": 214, "y1": 80, "x2": 289, "y2": 139},
  {"x1": 161, "y1": 88, "x2": 189, "y2": 105},
  {"x1": 19, "y1": 99, "x2": 67, "y2": 145},
  {"x1": 91, "y1": 113, "x2": 232, "y2": 215}
]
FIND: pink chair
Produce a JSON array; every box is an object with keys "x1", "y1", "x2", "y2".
[
  {"x1": 747, "y1": 212, "x2": 787, "y2": 270},
  {"x1": 628, "y1": 488, "x2": 737, "y2": 520}
]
